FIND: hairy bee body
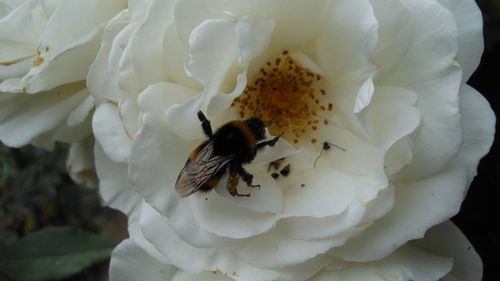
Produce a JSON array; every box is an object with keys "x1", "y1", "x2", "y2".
[{"x1": 175, "y1": 112, "x2": 279, "y2": 198}]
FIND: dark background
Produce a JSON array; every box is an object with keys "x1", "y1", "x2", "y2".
[{"x1": 453, "y1": 0, "x2": 500, "y2": 280}]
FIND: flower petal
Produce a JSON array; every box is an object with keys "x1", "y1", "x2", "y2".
[
  {"x1": 174, "y1": 0, "x2": 329, "y2": 51},
  {"x1": 118, "y1": 0, "x2": 178, "y2": 136},
  {"x1": 0, "y1": 83, "x2": 88, "y2": 147},
  {"x1": 376, "y1": 0, "x2": 463, "y2": 180},
  {"x1": 312, "y1": 0, "x2": 378, "y2": 86},
  {"x1": 413, "y1": 221, "x2": 483, "y2": 281},
  {"x1": 94, "y1": 142, "x2": 139, "y2": 216},
  {"x1": 140, "y1": 203, "x2": 329, "y2": 281},
  {"x1": 436, "y1": 0, "x2": 483, "y2": 82},
  {"x1": 110, "y1": 239, "x2": 177, "y2": 281},
  {"x1": 330, "y1": 85, "x2": 495, "y2": 262},
  {"x1": 92, "y1": 103, "x2": 131, "y2": 163},
  {"x1": 87, "y1": 9, "x2": 131, "y2": 103},
  {"x1": 13, "y1": 0, "x2": 126, "y2": 93},
  {"x1": 66, "y1": 94, "x2": 94, "y2": 127},
  {"x1": 166, "y1": 16, "x2": 274, "y2": 139},
  {"x1": 314, "y1": 244, "x2": 452, "y2": 281},
  {"x1": 0, "y1": 0, "x2": 48, "y2": 62},
  {"x1": 66, "y1": 136, "x2": 97, "y2": 187}
]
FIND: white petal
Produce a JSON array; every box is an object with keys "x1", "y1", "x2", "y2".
[
  {"x1": 16, "y1": 0, "x2": 125, "y2": 93},
  {"x1": 0, "y1": 83, "x2": 88, "y2": 147},
  {"x1": 66, "y1": 94, "x2": 94, "y2": 127},
  {"x1": 330, "y1": 86, "x2": 495, "y2": 262},
  {"x1": 117, "y1": 0, "x2": 176, "y2": 136},
  {"x1": 171, "y1": 271, "x2": 233, "y2": 281},
  {"x1": 110, "y1": 239, "x2": 177, "y2": 281},
  {"x1": 189, "y1": 186, "x2": 279, "y2": 238},
  {"x1": 87, "y1": 10, "x2": 131, "y2": 104},
  {"x1": 92, "y1": 103, "x2": 131, "y2": 163},
  {"x1": 0, "y1": 57, "x2": 32, "y2": 80},
  {"x1": 314, "y1": 245, "x2": 452, "y2": 281},
  {"x1": 94, "y1": 142, "x2": 139, "y2": 216},
  {"x1": 0, "y1": 0, "x2": 47, "y2": 61},
  {"x1": 235, "y1": 229, "x2": 339, "y2": 269},
  {"x1": 312, "y1": 0, "x2": 378, "y2": 86},
  {"x1": 66, "y1": 136, "x2": 97, "y2": 188},
  {"x1": 174, "y1": 0, "x2": 329, "y2": 51},
  {"x1": 358, "y1": 86, "x2": 420, "y2": 150},
  {"x1": 38, "y1": 0, "x2": 125, "y2": 57},
  {"x1": 166, "y1": 16, "x2": 274, "y2": 139},
  {"x1": 140, "y1": 203, "x2": 329, "y2": 281},
  {"x1": 278, "y1": 203, "x2": 366, "y2": 240},
  {"x1": 370, "y1": 0, "x2": 415, "y2": 79},
  {"x1": 331, "y1": 165, "x2": 468, "y2": 262},
  {"x1": 127, "y1": 0, "x2": 153, "y2": 20},
  {"x1": 436, "y1": 0, "x2": 483, "y2": 82},
  {"x1": 376, "y1": 0, "x2": 463, "y2": 180},
  {"x1": 413, "y1": 221, "x2": 483, "y2": 281},
  {"x1": 455, "y1": 85, "x2": 495, "y2": 184}
]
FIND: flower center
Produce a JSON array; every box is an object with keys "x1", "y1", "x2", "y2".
[{"x1": 231, "y1": 50, "x2": 332, "y2": 144}]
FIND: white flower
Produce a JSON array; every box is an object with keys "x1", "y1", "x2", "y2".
[
  {"x1": 108, "y1": 221, "x2": 482, "y2": 281},
  {"x1": 0, "y1": 0, "x2": 126, "y2": 149},
  {"x1": 89, "y1": 0, "x2": 495, "y2": 280}
]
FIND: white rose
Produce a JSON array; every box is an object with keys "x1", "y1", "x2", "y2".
[
  {"x1": 89, "y1": 0, "x2": 495, "y2": 280},
  {"x1": 0, "y1": 0, "x2": 126, "y2": 149},
  {"x1": 108, "y1": 221, "x2": 482, "y2": 281}
]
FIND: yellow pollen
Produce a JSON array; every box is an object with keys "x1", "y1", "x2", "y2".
[{"x1": 231, "y1": 50, "x2": 333, "y2": 143}]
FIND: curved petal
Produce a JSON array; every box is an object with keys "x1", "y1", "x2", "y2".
[
  {"x1": 0, "y1": 0, "x2": 48, "y2": 62},
  {"x1": 174, "y1": 0, "x2": 329, "y2": 51},
  {"x1": 376, "y1": 0, "x2": 463, "y2": 180},
  {"x1": 12, "y1": 0, "x2": 126, "y2": 93},
  {"x1": 87, "y1": 10, "x2": 131, "y2": 103},
  {"x1": 92, "y1": 103, "x2": 131, "y2": 163},
  {"x1": 118, "y1": 0, "x2": 176, "y2": 136},
  {"x1": 413, "y1": 221, "x2": 483, "y2": 281},
  {"x1": 312, "y1": 0, "x2": 378, "y2": 86},
  {"x1": 66, "y1": 94, "x2": 94, "y2": 127},
  {"x1": 166, "y1": 16, "x2": 274, "y2": 139},
  {"x1": 110, "y1": 239, "x2": 177, "y2": 281},
  {"x1": 313, "y1": 245, "x2": 452, "y2": 281},
  {"x1": 140, "y1": 203, "x2": 330, "y2": 281},
  {"x1": 330, "y1": 85, "x2": 495, "y2": 262},
  {"x1": 0, "y1": 83, "x2": 88, "y2": 147},
  {"x1": 94, "y1": 142, "x2": 139, "y2": 216},
  {"x1": 436, "y1": 0, "x2": 483, "y2": 82},
  {"x1": 66, "y1": 136, "x2": 97, "y2": 188}
]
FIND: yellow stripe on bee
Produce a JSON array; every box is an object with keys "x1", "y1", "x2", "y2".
[
  {"x1": 189, "y1": 143, "x2": 205, "y2": 160},
  {"x1": 229, "y1": 121, "x2": 256, "y2": 148},
  {"x1": 206, "y1": 177, "x2": 220, "y2": 188}
]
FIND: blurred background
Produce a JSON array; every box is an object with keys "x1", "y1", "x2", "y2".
[{"x1": 0, "y1": 0, "x2": 499, "y2": 280}]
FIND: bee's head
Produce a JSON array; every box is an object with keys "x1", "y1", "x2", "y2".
[{"x1": 244, "y1": 117, "x2": 266, "y2": 141}]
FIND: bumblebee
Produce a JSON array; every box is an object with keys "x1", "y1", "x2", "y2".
[{"x1": 175, "y1": 111, "x2": 280, "y2": 198}]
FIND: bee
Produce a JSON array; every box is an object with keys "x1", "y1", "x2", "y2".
[{"x1": 175, "y1": 111, "x2": 280, "y2": 198}]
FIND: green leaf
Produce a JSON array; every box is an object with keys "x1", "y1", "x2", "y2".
[{"x1": 0, "y1": 226, "x2": 117, "y2": 281}]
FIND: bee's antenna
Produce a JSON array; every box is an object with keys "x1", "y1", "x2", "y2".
[
  {"x1": 313, "y1": 149, "x2": 325, "y2": 169},
  {"x1": 313, "y1": 141, "x2": 346, "y2": 169}
]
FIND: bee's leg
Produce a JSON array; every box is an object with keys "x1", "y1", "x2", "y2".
[
  {"x1": 227, "y1": 165, "x2": 250, "y2": 197},
  {"x1": 256, "y1": 135, "x2": 280, "y2": 150},
  {"x1": 234, "y1": 163, "x2": 261, "y2": 190},
  {"x1": 197, "y1": 111, "x2": 213, "y2": 138}
]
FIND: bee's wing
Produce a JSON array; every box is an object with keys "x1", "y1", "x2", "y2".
[{"x1": 175, "y1": 142, "x2": 235, "y2": 198}]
